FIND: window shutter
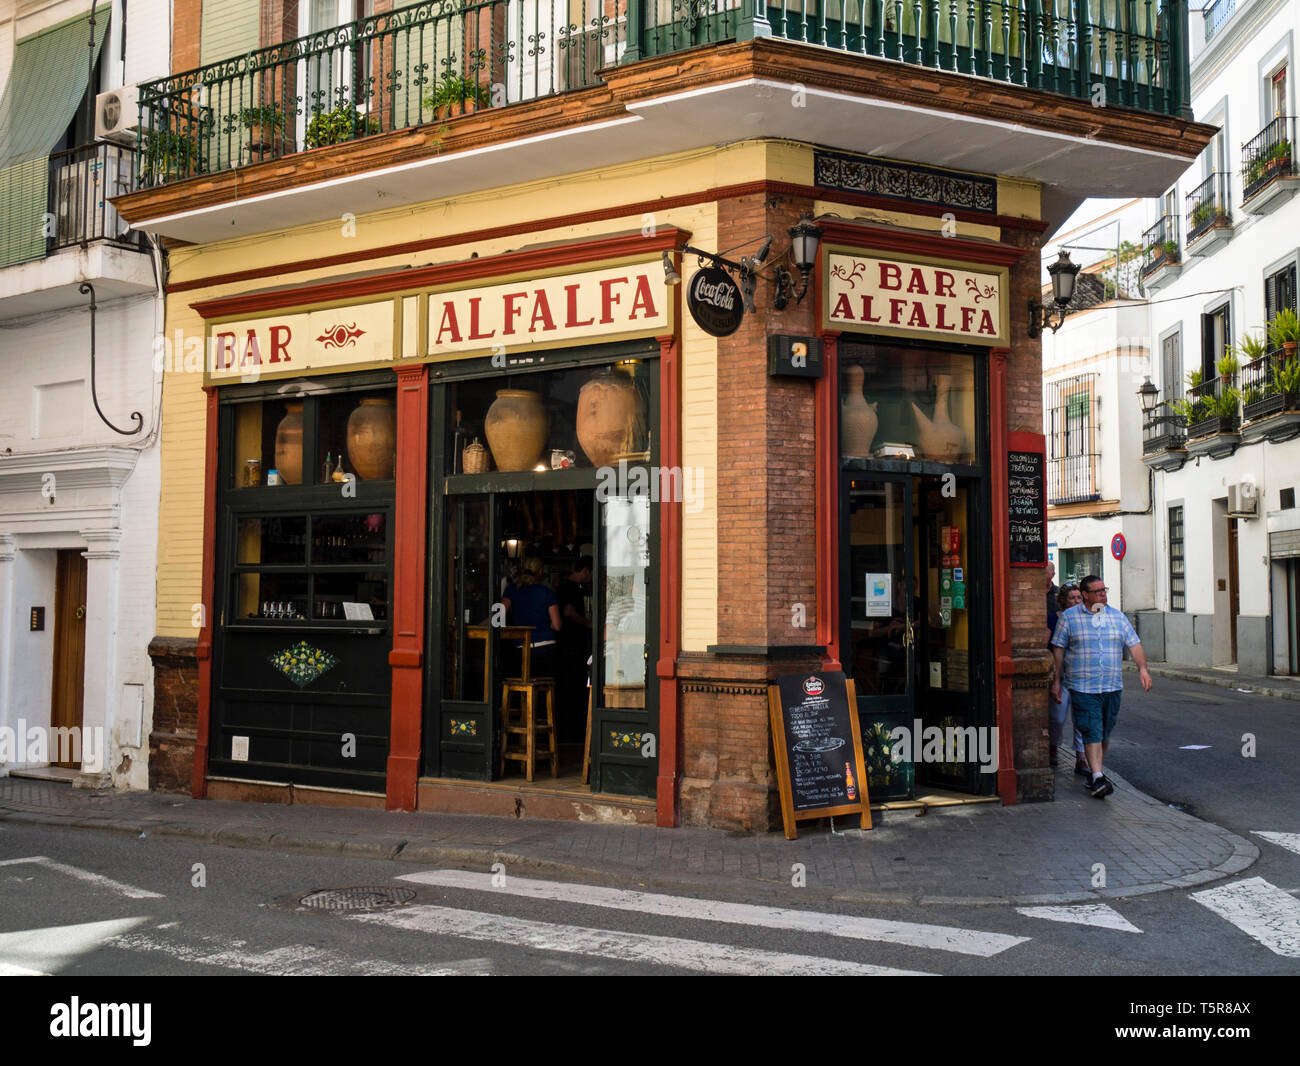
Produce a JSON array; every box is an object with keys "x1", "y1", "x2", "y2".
[
  {"x1": 1200, "y1": 313, "x2": 1215, "y2": 381},
  {"x1": 1266, "y1": 272, "x2": 1279, "y2": 323}
]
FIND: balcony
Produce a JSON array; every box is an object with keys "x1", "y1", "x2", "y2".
[
  {"x1": 1241, "y1": 347, "x2": 1300, "y2": 444},
  {"x1": 1141, "y1": 400, "x2": 1187, "y2": 471},
  {"x1": 1242, "y1": 116, "x2": 1298, "y2": 215},
  {"x1": 1047, "y1": 454, "x2": 1099, "y2": 505},
  {"x1": 1202, "y1": 0, "x2": 1236, "y2": 44},
  {"x1": 1140, "y1": 213, "x2": 1180, "y2": 290},
  {"x1": 0, "y1": 141, "x2": 153, "y2": 320},
  {"x1": 117, "y1": 0, "x2": 1204, "y2": 243},
  {"x1": 1184, "y1": 171, "x2": 1231, "y2": 254},
  {"x1": 1182, "y1": 373, "x2": 1239, "y2": 459}
]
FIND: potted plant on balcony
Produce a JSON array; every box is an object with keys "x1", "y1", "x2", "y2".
[
  {"x1": 304, "y1": 104, "x2": 379, "y2": 148},
  {"x1": 239, "y1": 105, "x2": 289, "y2": 160},
  {"x1": 1268, "y1": 308, "x2": 1300, "y2": 358},
  {"x1": 1265, "y1": 140, "x2": 1292, "y2": 176},
  {"x1": 424, "y1": 73, "x2": 491, "y2": 120},
  {"x1": 1162, "y1": 240, "x2": 1180, "y2": 263},
  {"x1": 141, "y1": 127, "x2": 198, "y2": 185},
  {"x1": 1230, "y1": 331, "x2": 1268, "y2": 364},
  {"x1": 1272, "y1": 351, "x2": 1300, "y2": 409}
]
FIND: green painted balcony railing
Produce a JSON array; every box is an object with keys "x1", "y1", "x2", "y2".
[{"x1": 134, "y1": 0, "x2": 1192, "y2": 187}]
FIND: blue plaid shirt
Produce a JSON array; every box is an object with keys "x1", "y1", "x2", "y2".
[{"x1": 1050, "y1": 604, "x2": 1140, "y2": 694}]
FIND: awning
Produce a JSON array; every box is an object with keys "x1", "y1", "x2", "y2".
[{"x1": 0, "y1": 5, "x2": 111, "y2": 168}]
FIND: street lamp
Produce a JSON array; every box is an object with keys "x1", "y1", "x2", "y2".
[{"x1": 1028, "y1": 250, "x2": 1082, "y2": 338}]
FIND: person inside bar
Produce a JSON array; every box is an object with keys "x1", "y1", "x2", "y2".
[{"x1": 501, "y1": 556, "x2": 561, "y2": 679}]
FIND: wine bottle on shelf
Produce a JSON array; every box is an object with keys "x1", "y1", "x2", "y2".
[
  {"x1": 332, "y1": 455, "x2": 345, "y2": 483},
  {"x1": 322, "y1": 452, "x2": 332, "y2": 483}
]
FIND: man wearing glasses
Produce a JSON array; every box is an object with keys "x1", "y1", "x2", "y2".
[{"x1": 1049, "y1": 575, "x2": 1153, "y2": 799}]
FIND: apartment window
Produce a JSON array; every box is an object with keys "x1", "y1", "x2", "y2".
[
  {"x1": 1271, "y1": 65, "x2": 1289, "y2": 119},
  {"x1": 1169, "y1": 506, "x2": 1186, "y2": 612},
  {"x1": 1046, "y1": 374, "x2": 1099, "y2": 504},
  {"x1": 1161, "y1": 330, "x2": 1183, "y2": 401},
  {"x1": 1201, "y1": 303, "x2": 1231, "y2": 381},
  {"x1": 1266, "y1": 262, "x2": 1298, "y2": 324},
  {"x1": 1060, "y1": 547, "x2": 1103, "y2": 588}
]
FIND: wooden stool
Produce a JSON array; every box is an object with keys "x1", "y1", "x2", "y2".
[{"x1": 499, "y1": 678, "x2": 558, "y2": 781}]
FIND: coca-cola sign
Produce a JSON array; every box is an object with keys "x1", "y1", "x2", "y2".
[{"x1": 687, "y1": 265, "x2": 744, "y2": 337}]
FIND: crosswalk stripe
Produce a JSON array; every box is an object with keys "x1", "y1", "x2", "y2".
[
  {"x1": 352, "y1": 903, "x2": 935, "y2": 975},
  {"x1": 1252, "y1": 831, "x2": 1300, "y2": 857},
  {"x1": 1015, "y1": 904, "x2": 1141, "y2": 933},
  {"x1": 0, "y1": 855, "x2": 163, "y2": 899},
  {"x1": 0, "y1": 917, "x2": 150, "y2": 975},
  {"x1": 1191, "y1": 877, "x2": 1300, "y2": 958},
  {"x1": 398, "y1": 869, "x2": 1026, "y2": 957}
]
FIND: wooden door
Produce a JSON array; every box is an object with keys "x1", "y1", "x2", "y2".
[
  {"x1": 50, "y1": 549, "x2": 87, "y2": 768},
  {"x1": 1228, "y1": 518, "x2": 1239, "y2": 664}
]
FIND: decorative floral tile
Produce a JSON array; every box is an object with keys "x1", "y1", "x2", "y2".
[
  {"x1": 609, "y1": 730, "x2": 642, "y2": 750},
  {"x1": 268, "y1": 641, "x2": 337, "y2": 688},
  {"x1": 449, "y1": 719, "x2": 477, "y2": 737}
]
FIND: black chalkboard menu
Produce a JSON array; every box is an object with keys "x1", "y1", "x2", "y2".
[
  {"x1": 1008, "y1": 449, "x2": 1046, "y2": 566},
  {"x1": 768, "y1": 671, "x2": 870, "y2": 839}
]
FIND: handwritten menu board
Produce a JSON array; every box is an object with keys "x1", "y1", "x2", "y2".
[
  {"x1": 768, "y1": 671, "x2": 871, "y2": 839},
  {"x1": 1009, "y1": 449, "x2": 1046, "y2": 566}
]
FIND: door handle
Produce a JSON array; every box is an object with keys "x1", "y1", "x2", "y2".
[{"x1": 76, "y1": 604, "x2": 86, "y2": 620}]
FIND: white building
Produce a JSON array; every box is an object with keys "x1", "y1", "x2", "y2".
[
  {"x1": 0, "y1": 0, "x2": 169, "y2": 786},
  {"x1": 1137, "y1": 0, "x2": 1300, "y2": 675}
]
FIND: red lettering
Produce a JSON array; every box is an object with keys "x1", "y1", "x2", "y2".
[
  {"x1": 859, "y1": 295, "x2": 882, "y2": 323},
  {"x1": 830, "y1": 293, "x2": 853, "y2": 320},
  {"x1": 961, "y1": 306, "x2": 976, "y2": 333},
  {"x1": 979, "y1": 309, "x2": 996, "y2": 335},
  {"x1": 215, "y1": 331, "x2": 236, "y2": 370},
  {"x1": 565, "y1": 284, "x2": 595, "y2": 328},
  {"x1": 879, "y1": 263, "x2": 902, "y2": 290},
  {"x1": 434, "y1": 302, "x2": 462, "y2": 345},
  {"x1": 935, "y1": 271, "x2": 956, "y2": 297},
  {"x1": 529, "y1": 290, "x2": 556, "y2": 333},
  {"x1": 467, "y1": 297, "x2": 495, "y2": 341},
  {"x1": 269, "y1": 325, "x2": 291, "y2": 362},
  {"x1": 907, "y1": 303, "x2": 929, "y2": 329},
  {"x1": 629, "y1": 274, "x2": 657, "y2": 320},
  {"x1": 905, "y1": 268, "x2": 929, "y2": 295},
  {"x1": 239, "y1": 329, "x2": 262, "y2": 366},
  {"x1": 934, "y1": 304, "x2": 957, "y2": 331},
  {"x1": 889, "y1": 298, "x2": 907, "y2": 325},
  {"x1": 502, "y1": 292, "x2": 525, "y2": 336},
  {"x1": 599, "y1": 276, "x2": 628, "y2": 325}
]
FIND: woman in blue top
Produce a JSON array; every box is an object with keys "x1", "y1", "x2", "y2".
[{"x1": 502, "y1": 556, "x2": 562, "y2": 679}]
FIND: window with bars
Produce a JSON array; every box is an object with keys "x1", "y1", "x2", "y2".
[
  {"x1": 1045, "y1": 374, "x2": 1099, "y2": 504},
  {"x1": 1169, "y1": 506, "x2": 1185, "y2": 612}
]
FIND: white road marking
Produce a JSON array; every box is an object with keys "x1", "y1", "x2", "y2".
[
  {"x1": 0, "y1": 917, "x2": 151, "y2": 975},
  {"x1": 1179, "y1": 745, "x2": 1211, "y2": 750},
  {"x1": 1252, "y1": 831, "x2": 1300, "y2": 857},
  {"x1": 1191, "y1": 877, "x2": 1300, "y2": 958},
  {"x1": 0, "y1": 962, "x2": 48, "y2": 976},
  {"x1": 353, "y1": 904, "x2": 933, "y2": 975},
  {"x1": 1015, "y1": 904, "x2": 1142, "y2": 933},
  {"x1": 105, "y1": 930, "x2": 491, "y2": 976},
  {"x1": 399, "y1": 870, "x2": 1026, "y2": 956},
  {"x1": 0, "y1": 855, "x2": 163, "y2": 899}
]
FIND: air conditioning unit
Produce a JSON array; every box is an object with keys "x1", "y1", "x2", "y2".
[
  {"x1": 54, "y1": 151, "x2": 135, "y2": 245},
  {"x1": 1227, "y1": 482, "x2": 1258, "y2": 518},
  {"x1": 94, "y1": 85, "x2": 140, "y2": 144}
]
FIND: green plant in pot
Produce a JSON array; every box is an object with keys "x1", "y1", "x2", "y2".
[
  {"x1": 1162, "y1": 240, "x2": 1179, "y2": 261},
  {"x1": 1268, "y1": 308, "x2": 1300, "y2": 356},
  {"x1": 239, "y1": 104, "x2": 288, "y2": 158},
  {"x1": 304, "y1": 104, "x2": 379, "y2": 148},
  {"x1": 1273, "y1": 354, "x2": 1300, "y2": 405},
  {"x1": 1216, "y1": 350, "x2": 1239, "y2": 381},
  {"x1": 1230, "y1": 331, "x2": 1268, "y2": 364},
  {"x1": 141, "y1": 127, "x2": 198, "y2": 184},
  {"x1": 424, "y1": 72, "x2": 490, "y2": 119},
  {"x1": 1210, "y1": 386, "x2": 1241, "y2": 421}
]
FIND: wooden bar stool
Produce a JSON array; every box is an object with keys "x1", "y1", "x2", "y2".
[{"x1": 499, "y1": 678, "x2": 558, "y2": 781}]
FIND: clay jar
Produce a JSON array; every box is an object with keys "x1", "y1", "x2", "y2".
[
  {"x1": 912, "y1": 374, "x2": 967, "y2": 461},
  {"x1": 346, "y1": 396, "x2": 396, "y2": 479},
  {"x1": 576, "y1": 371, "x2": 641, "y2": 467},
  {"x1": 274, "y1": 401, "x2": 304, "y2": 484},
  {"x1": 484, "y1": 389, "x2": 548, "y2": 471},
  {"x1": 840, "y1": 364, "x2": 879, "y2": 457}
]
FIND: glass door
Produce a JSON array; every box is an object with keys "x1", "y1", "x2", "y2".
[{"x1": 842, "y1": 474, "x2": 916, "y2": 800}]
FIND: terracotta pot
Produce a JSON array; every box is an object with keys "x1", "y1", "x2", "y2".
[
  {"x1": 484, "y1": 389, "x2": 547, "y2": 471},
  {"x1": 274, "y1": 401, "x2": 304, "y2": 485},
  {"x1": 577, "y1": 371, "x2": 641, "y2": 468},
  {"x1": 840, "y1": 364, "x2": 879, "y2": 457},
  {"x1": 346, "y1": 396, "x2": 396, "y2": 479},
  {"x1": 912, "y1": 375, "x2": 967, "y2": 461}
]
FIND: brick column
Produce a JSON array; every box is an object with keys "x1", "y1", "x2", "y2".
[{"x1": 147, "y1": 637, "x2": 199, "y2": 793}]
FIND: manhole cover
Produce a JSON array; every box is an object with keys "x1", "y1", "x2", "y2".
[{"x1": 299, "y1": 886, "x2": 416, "y2": 912}]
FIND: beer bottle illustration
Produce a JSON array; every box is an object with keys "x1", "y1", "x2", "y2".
[{"x1": 845, "y1": 762, "x2": 857, "y2": 800}]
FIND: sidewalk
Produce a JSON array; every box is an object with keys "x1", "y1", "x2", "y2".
[
  {"x1": 1125, "y1": 660, "x2": 1300, "y2": 702},
  {"x1": 0, "y1": 759, "x2": 1257, "y2": 907}
]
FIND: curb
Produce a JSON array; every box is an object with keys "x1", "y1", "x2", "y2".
[{"x1": 1125, "y1": 661, "x2": 1300, "y2": 702}]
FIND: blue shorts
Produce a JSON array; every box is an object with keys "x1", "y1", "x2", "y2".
[{"x1": 1069, "y1": 690, "x2": 1122, "y2": 744}]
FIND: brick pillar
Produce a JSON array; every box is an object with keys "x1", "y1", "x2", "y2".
[
  {"x1": 147, "y1": 638, "x2": 199, "y2": 793},
  {"x1": 678, "y1": 190, "x2": 823, "y2": 831},
  {"x1": 172, "y1": 0, "x2": 202, "y2": 73}
]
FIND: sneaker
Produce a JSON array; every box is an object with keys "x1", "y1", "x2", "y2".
[
  {"x1": 1074, "y1": 758, "x2": 1090, "y2": 776},
  {"x1": 1088, "y1": 774, "x2": 1114, "y2": 800}
]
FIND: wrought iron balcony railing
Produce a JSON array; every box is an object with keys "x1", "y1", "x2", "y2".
[
  {"x1": 134, "y1": 0, "x2": 1194, "y2": 187},
  {"x1": 1182, "y1": 372, "x2": 1238, "y2": 437},
  {"x1": 1202, "y1": 0, "x2": 1235, "y2": 43},
  {"x1": 43, "y1": 141, "x2": 146, "y2": 253},
  {"x1": 1142, "y1": 400, "x2": 1186, "y2": 454},
  {"x1": 1185, "y1": 170, "x2": 1229, "y2": 241},
  {"x1": 1140, "y1": 213, "x2": 1179, "y2": 275},
  {"x1": 1241, "y1": 348, "x2": 1299, "y2": 423},
  {"x1": 1242, "y1": 115, "x2": 1297, "y2": 202},
  {"x1": 1047, "y1": 453, "x2": 1099, "y2": 504}
]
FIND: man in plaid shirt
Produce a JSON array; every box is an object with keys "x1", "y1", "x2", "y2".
[{"x1": 1049, "y1": 574, "x2": 1153, "y2": 799}]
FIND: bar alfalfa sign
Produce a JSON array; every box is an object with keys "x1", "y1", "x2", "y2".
[
  {"x1": 768, "y1": 671, "x2": 870, "y2": 839},
  {"x1": 823, "y1": 250, "x2": 1008, "y2": 345}
]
